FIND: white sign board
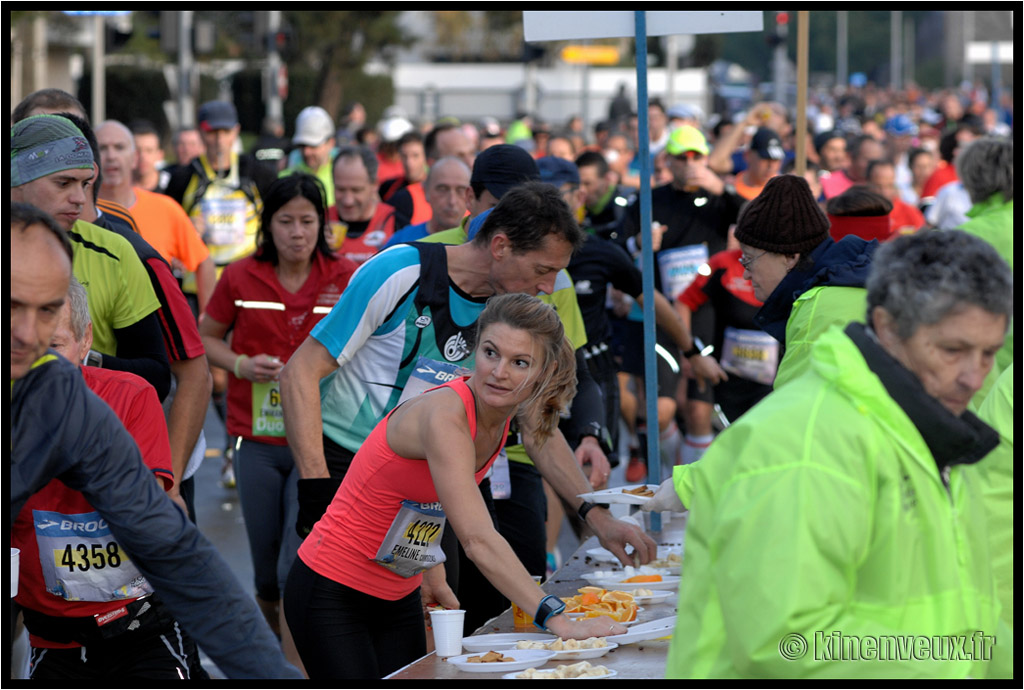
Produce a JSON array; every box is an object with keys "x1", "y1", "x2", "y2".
[
  {"x1": 524, "y1": 11, "x2": 763, "y2": 42},
  {"x1": 965, "y1": 41, "x2": 1014, "y2": 64}
]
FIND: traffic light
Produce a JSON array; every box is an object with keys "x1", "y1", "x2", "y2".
[
  {"x1": 522, "y1": 42, "x2": 546, "y2": 63},
  {"x1": 267, "y1": 28, "x2": 293, "y2": 58},
  {"x1": 105, "y1": 22, "x2": 133, "y2": 52},
  {"x1": 766, "y1": 10, "x2": 789, "y2": 48}
]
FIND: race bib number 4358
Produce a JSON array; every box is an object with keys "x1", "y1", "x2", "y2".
[{"x1": 32, "y1": 509, "x2": 152, "y2": 602}]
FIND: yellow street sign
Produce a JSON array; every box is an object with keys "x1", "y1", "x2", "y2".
[{"x1": 560, "y1": 45, "x2": 620, "y2": 65}]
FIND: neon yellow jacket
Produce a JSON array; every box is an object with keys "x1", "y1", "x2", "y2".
[
  {"x1": 669, "y1": 324, "x2": 1011, "y2": 679},
  {"x1": 772, "y1": 285, "x2": 867, "y2": 389},
  {"x1": 957, "y1": 195, "x2": 1014, "y2": 409},
  {"x1": 969, "y1": 364, "x2": 1014, "y2": 633},
  {"x1": 958, "y1": 194, "x2": 1013, "y2": 271}
]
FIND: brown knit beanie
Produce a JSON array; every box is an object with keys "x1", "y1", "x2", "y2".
[{"x1": 733, "y1": 174, "x2": 830, "y2": 255}]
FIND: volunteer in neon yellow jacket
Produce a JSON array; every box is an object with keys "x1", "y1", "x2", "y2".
[
  {"x1": 658, "y1": 231, "x2": 1013, "y2": 678},
  {"x1": 954, "y1": 136, "x2": 1013, "y2": 409},
  {"x1": 970, "y1": 364, "x2": 1013, "y2": 634},
  {"x1": 733, "y1": 174, "x2": 878, "y2": 390}
]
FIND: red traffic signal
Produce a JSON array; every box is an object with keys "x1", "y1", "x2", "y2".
[{"x1": 776, "y1": 11, "x2": 790, "y2": 25}]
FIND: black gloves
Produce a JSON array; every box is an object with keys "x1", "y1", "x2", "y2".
[{"x1": 296, "y1": 477, "x2": 344, "y2": 538}]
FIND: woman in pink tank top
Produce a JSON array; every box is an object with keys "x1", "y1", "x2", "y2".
[{"x1": 284, "y1": 293, "x2": 628, "y2": 678}]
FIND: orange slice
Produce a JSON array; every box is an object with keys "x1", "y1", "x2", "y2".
[
  {"x1": 622, "y1": 574, "x2": 662, "y2": 583},
  {"x1": 601, "y1": 590, "x2": 635, "y2": 604}
]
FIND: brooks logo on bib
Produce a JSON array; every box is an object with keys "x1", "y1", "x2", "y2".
[
  {"x1": 374, "y1": 501, "x2": 447, "y2": 578},
  {"x1": 32, "y1": 509, "x2": 152, "y2": 602}
]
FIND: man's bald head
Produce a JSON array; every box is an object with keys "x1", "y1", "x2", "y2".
[
  {"x1": 96, "y1": 120, "x2": 137, "y2": 193},
  {"x1": 424, "y1": 156, "x2": 472, "y2": 231}
]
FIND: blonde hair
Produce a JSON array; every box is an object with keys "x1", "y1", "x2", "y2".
[{"x1": 475, "y1": 293, "x2": 577, "y2": 445}]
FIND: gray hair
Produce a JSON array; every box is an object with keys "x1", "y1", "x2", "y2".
[
  {"x1": 66, "y1": 275, "x2": 93, "y2": 342},
  {"x1": 96, "y1": 119, "x2": 136, "y2": 153},
  {"x1": 956, "y1": 136, "x2": 1013, "y2": 204},
  {"x1": 866, "y1": 229, "x2": 1012, "y2": 341},
  {"x1": 424, "y1": 156, "x2": 471, "y2": 189},
  {"x1": 333, "y1": 145, "x2": 378, "y2": 183}
]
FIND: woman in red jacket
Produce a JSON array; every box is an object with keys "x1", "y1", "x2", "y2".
[{"x1": 199, "y1": 174, "x2": 357, "y2": 670}]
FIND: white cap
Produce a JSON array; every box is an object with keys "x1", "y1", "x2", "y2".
[
  {"x1": 378, "y1": 116, "x2": 414, "y2": 142},
  {"x1": 293, "y1": 106, "x2": 335, "y2": 147}
]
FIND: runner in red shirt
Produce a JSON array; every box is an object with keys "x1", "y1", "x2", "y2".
[
  {"x1": 199, "y1": 174, "x2": 357, "y2": 670},
  {"x1": 676, "y1": 245, "x2": 776, "y2": 464},
  {"x1": 13, "y1": 278, "x2": 204, "y2": 680}
]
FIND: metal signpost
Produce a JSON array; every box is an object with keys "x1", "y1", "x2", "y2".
[{"x1": 523, "y1": 11, "x2": 763, "y2": 531}]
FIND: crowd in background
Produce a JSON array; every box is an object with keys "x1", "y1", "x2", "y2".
[{"x1": 9, "y1": 70, "x2": 1014, "y2": 680}]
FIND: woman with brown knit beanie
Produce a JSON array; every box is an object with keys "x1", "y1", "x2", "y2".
[{"x1": 732, "y1": 174, "x2": 878, "y2": 388}]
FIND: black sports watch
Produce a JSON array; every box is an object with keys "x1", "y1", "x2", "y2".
[
  {"x1": 533, "y1": 594, "x2": 567, "y2": 631},
  {"x1": 577, "y1": 421, "x2": 613, "y2": 456},
  {"x1": 576, "y1": 500, "x2": 600, "y2": 523}
]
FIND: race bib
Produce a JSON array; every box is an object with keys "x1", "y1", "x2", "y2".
[
  {"x1": 657, "y1": 244, "x2": 709, "y2": 301},
  {"x1": 252, "y1": 381, "x2": 286, "y2": 437},
  {"x1": 398, "y1": 357, "x2": 472, "y2": 405},
  {"x1": 32, "y1": 509, "x2": 151, "y2": 602},
  {"x1": 200, "y1": 197, "x2": 248, "y2": 247},
  {"x1": 488, "y1": 449, "x2": 512, "y2": 500},
  {"x1": 374, "y1": 501, "x2": 447, "y2": 578},
  {"x1": 720, "y1": 327, "x2": 779, "y2": 385}
]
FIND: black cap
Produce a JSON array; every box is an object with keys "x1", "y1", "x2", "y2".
[
  {"x1": 750, "y1": 127, "x2": 785, "y2": 160},
  {"x1": 471, "y1": 144, "x2": 540, "y2": 200}
]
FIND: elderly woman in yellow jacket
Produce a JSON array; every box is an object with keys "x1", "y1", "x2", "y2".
[
  {"x1": 730, "y1": 174, "x2": 878, "y2": 389},
  {"x1": 647, "y1": 230, "x2": 1013, "y2": 679}
]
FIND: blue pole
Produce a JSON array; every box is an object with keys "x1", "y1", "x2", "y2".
[{"x1": 634, "y1": 11, "x2": 661, "y2": 533}]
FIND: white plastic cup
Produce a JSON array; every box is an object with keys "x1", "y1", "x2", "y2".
[
  {"x1": 11, "y1": 548, "x2": 20, "y2": 598},
  {"x1": 429, "y1": 609, "x2": 465, "y2": 658}
]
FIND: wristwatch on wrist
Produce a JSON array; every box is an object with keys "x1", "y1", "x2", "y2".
[
  {"x1": 578, "y1": 422, "x2": 612, "y2": 455},
  {"x1": 533, "y1": 594, "x2": 567, "y2": 631},
  {"x1": 85, "y1": 349, "x2": 103, "y2": 368},
  {"x1": 576, "y1": 500, "x2": 600, "y2": 523}
]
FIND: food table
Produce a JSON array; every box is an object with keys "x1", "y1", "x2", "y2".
[{"x1": 386, "y1": 511, "x2": 687, "y2": 680}]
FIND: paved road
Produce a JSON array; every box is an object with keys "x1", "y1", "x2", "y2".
[{"x1": 190, "y1": 403, "x2": 249, "y2": 678}]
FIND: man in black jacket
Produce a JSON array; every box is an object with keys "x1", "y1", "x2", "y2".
[{"x1": 10, "y1": 203, "x2": 301, "y2": 679}]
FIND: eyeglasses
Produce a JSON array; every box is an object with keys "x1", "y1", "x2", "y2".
[{"x1": 738, "y1": 251, "x2": 767, "y2": 270}]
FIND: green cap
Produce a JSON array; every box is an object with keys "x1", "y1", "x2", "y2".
[{"x1": 665, "y1": 125, "x2": 709, "y2": 156}]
